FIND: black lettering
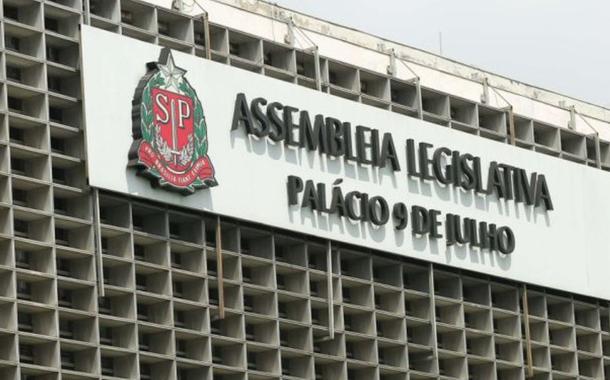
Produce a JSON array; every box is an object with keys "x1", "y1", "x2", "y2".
[
  {"x1": 250, "y1": 97, "x2": 269, "y2": 137},
  {"x1": 369, "y1": 196, "x2": 389, "y2": 226},
  {"x1": 300, "y1": 114, "x2": 328, "y2": 153},
  {"x1": 283, "y1": 105, "x2": 300, "y2": 146},
  {"x1": 379, "y1": 133, "x2": 400, "y2": 171},
  {"x1": 467, "y1": 218, "x2": 479, "y2": 247},
  {"x1": 473, "y1": 156, "x2": 484, "y2": 193},
  {"x1": 516, "y1": 169, "x2": 536, "y2": 205},
  {"x1": 356, "y1": 126, "x2": 373, "y2": 165},
  {"x1": 316, "y1": 183, "x2": 328, "y2": 212},
  {"x1": 450, "y1": 151, "x2": 462, "y2": 188},
  {"x1": 460, "y1": 154, "x2": 476, "y2": 190},
  {"x1": 478, "y1": 222, "x2": 498, "y2": 251},
  {"x1": 418, "y1": 142, "x2": 434, "y2": 180},
  {"x1": 345, "y1": 191, "x2": 362, "y2": 220},
  {"x1": 267, "y1": 102, "x2": 285, "y2": 142},
  {"x1": 499, "y1": 164, "x2": 514, "y2": 200},
  {"x1": 535, "y1": 174, "x2": 553, "y2": 210},
  {"x1": 497, "y1": 226, "x2": 515, "y2": 254},
  {"x1": 231, "y1": 93, "x2": 255, "y2": 134},
  {"x1": 486, "y1": 162, "x2": 506, "y2": 199},
  {"x1": 286, "y1": 175, "x2": 303, "y2": 205},
  {"x1": 301, "y1": 180, "x2": 318, "y2": 210},
  {"x1": 329, "y1": 184, "x2": 345, "y2": 216},
  {"x1": 327, "y1": 117, "x2": 344, "y2": 156},
  {"x1": 360, "y1": 193, "x2": 370, "y2": 222},
  {"x1": 343, "y1": 123, "x2": 358, "y2": 161},
  {"x1": 432, "y1": 147, "x2": 452, "y2": 184},
  {"x1": 429, "y1": 209, "x2": 442, "y2": 238},
  {"x1": 411, "y1": 206, "x2": 429, "y2": 235},
  {"x1": 406, "y1": 139, "x2": 420, "y2": 177}
]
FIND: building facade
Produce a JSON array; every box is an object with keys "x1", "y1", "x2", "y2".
[{"x1": 1, "y1": 1, "x2": 610, "y2": 380}]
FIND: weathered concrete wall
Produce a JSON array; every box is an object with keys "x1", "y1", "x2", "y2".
[{"x1": 159, "y1": 0, "x2": 610, "y2": 138}]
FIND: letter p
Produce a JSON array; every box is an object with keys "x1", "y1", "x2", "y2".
[{"x1": 287, "y1": 175, "x2": 303, "y2": 205}]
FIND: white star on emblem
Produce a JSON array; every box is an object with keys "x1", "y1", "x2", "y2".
[{"x1": 157, "y1": 51, "x2": 186, "y2": 90}]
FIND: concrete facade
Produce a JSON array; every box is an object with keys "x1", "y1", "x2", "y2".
[{"x1": 0, "y1": 1, "x2": 608, "y2": 380}]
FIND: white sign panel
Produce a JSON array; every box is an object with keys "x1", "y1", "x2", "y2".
[{"x1": 81, "y1": 26, "x2": 610, "y2": 300}]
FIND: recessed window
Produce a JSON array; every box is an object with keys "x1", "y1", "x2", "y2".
[
  {"x1": 195, "y1": 32, "x2": 205, "y2": 46},
  {"x1": 138, "y1": 332, "x2": 150, "y2": 351},
  {"x1": 278, "y1": 302, "x2": 288, "y2": 318},
  {"x1": 133, "y1": 244, "x2": 145, "y2": 260},
  {"x1": 53, "y1": 167, "x2": 68, "y2": 185},
  {"x1": 6, "y1": 66, "x2": 22, "y2": 82},
  {"x1": 102, "y1": 266, "x2": 111, "y2": 284},
  {"x1": 98, "y1": 297, "x2": 111, "y2": 314},
  {"x1": 11, "y1": 158, "x2": 26, "y2": 175},
  {"x1": 16, "y1": 280, "x2": 32, "y2": 300},
  {"x1": 137, "y1": 303, "x2": 149, "y2": 321},
  {"x1": 18, "y1": 312, "x2": 33, "y2": 332},
  {"x1": 56, "y1": 257, "x2": 70, "y2": 276},
  {"x1": 101, "y1": 237, "x2": 108, "y2": 254},
  {"x1": 208, "y1": 287, "x2": 219, "y2": 305},
  {"x1": 46, "y1": 46, "x2": 61, "y2": 62},
  {"x1": 99, "y1": 326, "x2": 113, "y2": 345},
  {"x1": 12, "y1": 189, "x2": 27, "y2": 207},
  {"x1": 49, "y1": 106, "x2": 64, "y2": 123},
  {"x1": 207, "y1": 258, "x2": 217, "y2": 275},
  {"x1": 55, "y1": 227, "x2": 70, "y2": 246},
  {"x1": 205, "y1": 229, "x2": 216, "y2": 247},
  {"x1": 13, "y1": 219, "x2": 29, "y2": 237},
  {"x1": 58, "y1": 288, "x2": 73, "y2": 308},
  {"x1": 59, "y1": 319, "x2": 74, "y2": 339},
  {"x1": 174, "y1": 310, "x2": 186, "y2": 328},
  {"x1": 135, "y1": 273, "x2": 147, "y2": 291},
  {"x1": 245, "y1": 323, "x2": 255, "y2": 340},
  {"x1": 176, "y1": 339, "x2": 187, "y2": 357},
  {"x1": 48, "y1": 76, "x2": 62, "y2": 93},
  {"x1": 360, "y1": 81, "x2": 369, "y2": 94},
  {"x1": 243, "y1": 295, "x2": 254, "y2": 312},
  {"x1": 132, "y1": 214, "x2": 144, "y2": 231},
  {"x1": 171, "y1": 252, "x2": 183, "y2": 268},
  {"x1": 19, "y1": 344, "x2": 34, "y2": 364},
  {"x1": 242, "y1": 267, "x2": 252, "y2": 283},
  {"x1": 61, "y1": 351, "x2": 75, "y2": 370},
  {"x1": 15, "y1": 249, "x2": 30, "y2": 268},
  {"x1": 4, "y1": 5, "x2": 18, "y2": 21},
  {"x1": 101, "y1": 357, "x2": 114, "y2": 376},
  {"x1": 9, "y1": 127, "x2": 25, "y2": 144},
  {"x1": 120, "y1": 10, "x2": 133, "y2": 24},
  {"x1": 51, "y1": 137, "x2": 67, "y2": 154},
  {"x1": 311, "y1": 308, "x2": 321, "y2": 325},
  {"x1": 54, "y1": 197, "x2": 68, "y2": 215},
  {"x1": 157, "y1": 21, "x2": 169, "y2": 36},
  {"x1": 229, "y1": 42, "x2": 240, "y2": 56},
  {"x1": 296, "y1": 60, "x2": 306, "y2": 76},
  {"x1": 6, "y1": 36, "x2": 20, "y2": 52},
  {"x1": 140, "y1": 363, "x2": 152, "y2": 380},
  {"x1": 7, "y1": 96, "x2": 23, "y2": 112},
  {"x1": 169, "y1": 222, "x2": 181, "y2": 239},
  {"x1": 247, "y1": 352, "x2": 258, "y2": 370},
  {"x1": 45, "y1": 17, "x2": 59, "y2": 33},
  {"x1": 173, "y1": 281, "x2": 183, "y2": 297}
]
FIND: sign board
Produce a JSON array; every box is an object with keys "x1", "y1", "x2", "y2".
[{"x1": 81, "y1": 25, "x2": 610, "y2": 300}]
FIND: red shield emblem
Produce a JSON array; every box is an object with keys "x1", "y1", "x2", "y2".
[
  {"x1": 151, "y1": 88, "x2": 194, "y2": 172},
  {"x1": 129, "y1": 48, "x2": 218, "y2": 194}
]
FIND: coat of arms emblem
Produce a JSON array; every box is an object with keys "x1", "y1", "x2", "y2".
[{"x1": 129, "y1": 48, "x2": 217, "y2": 194}]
